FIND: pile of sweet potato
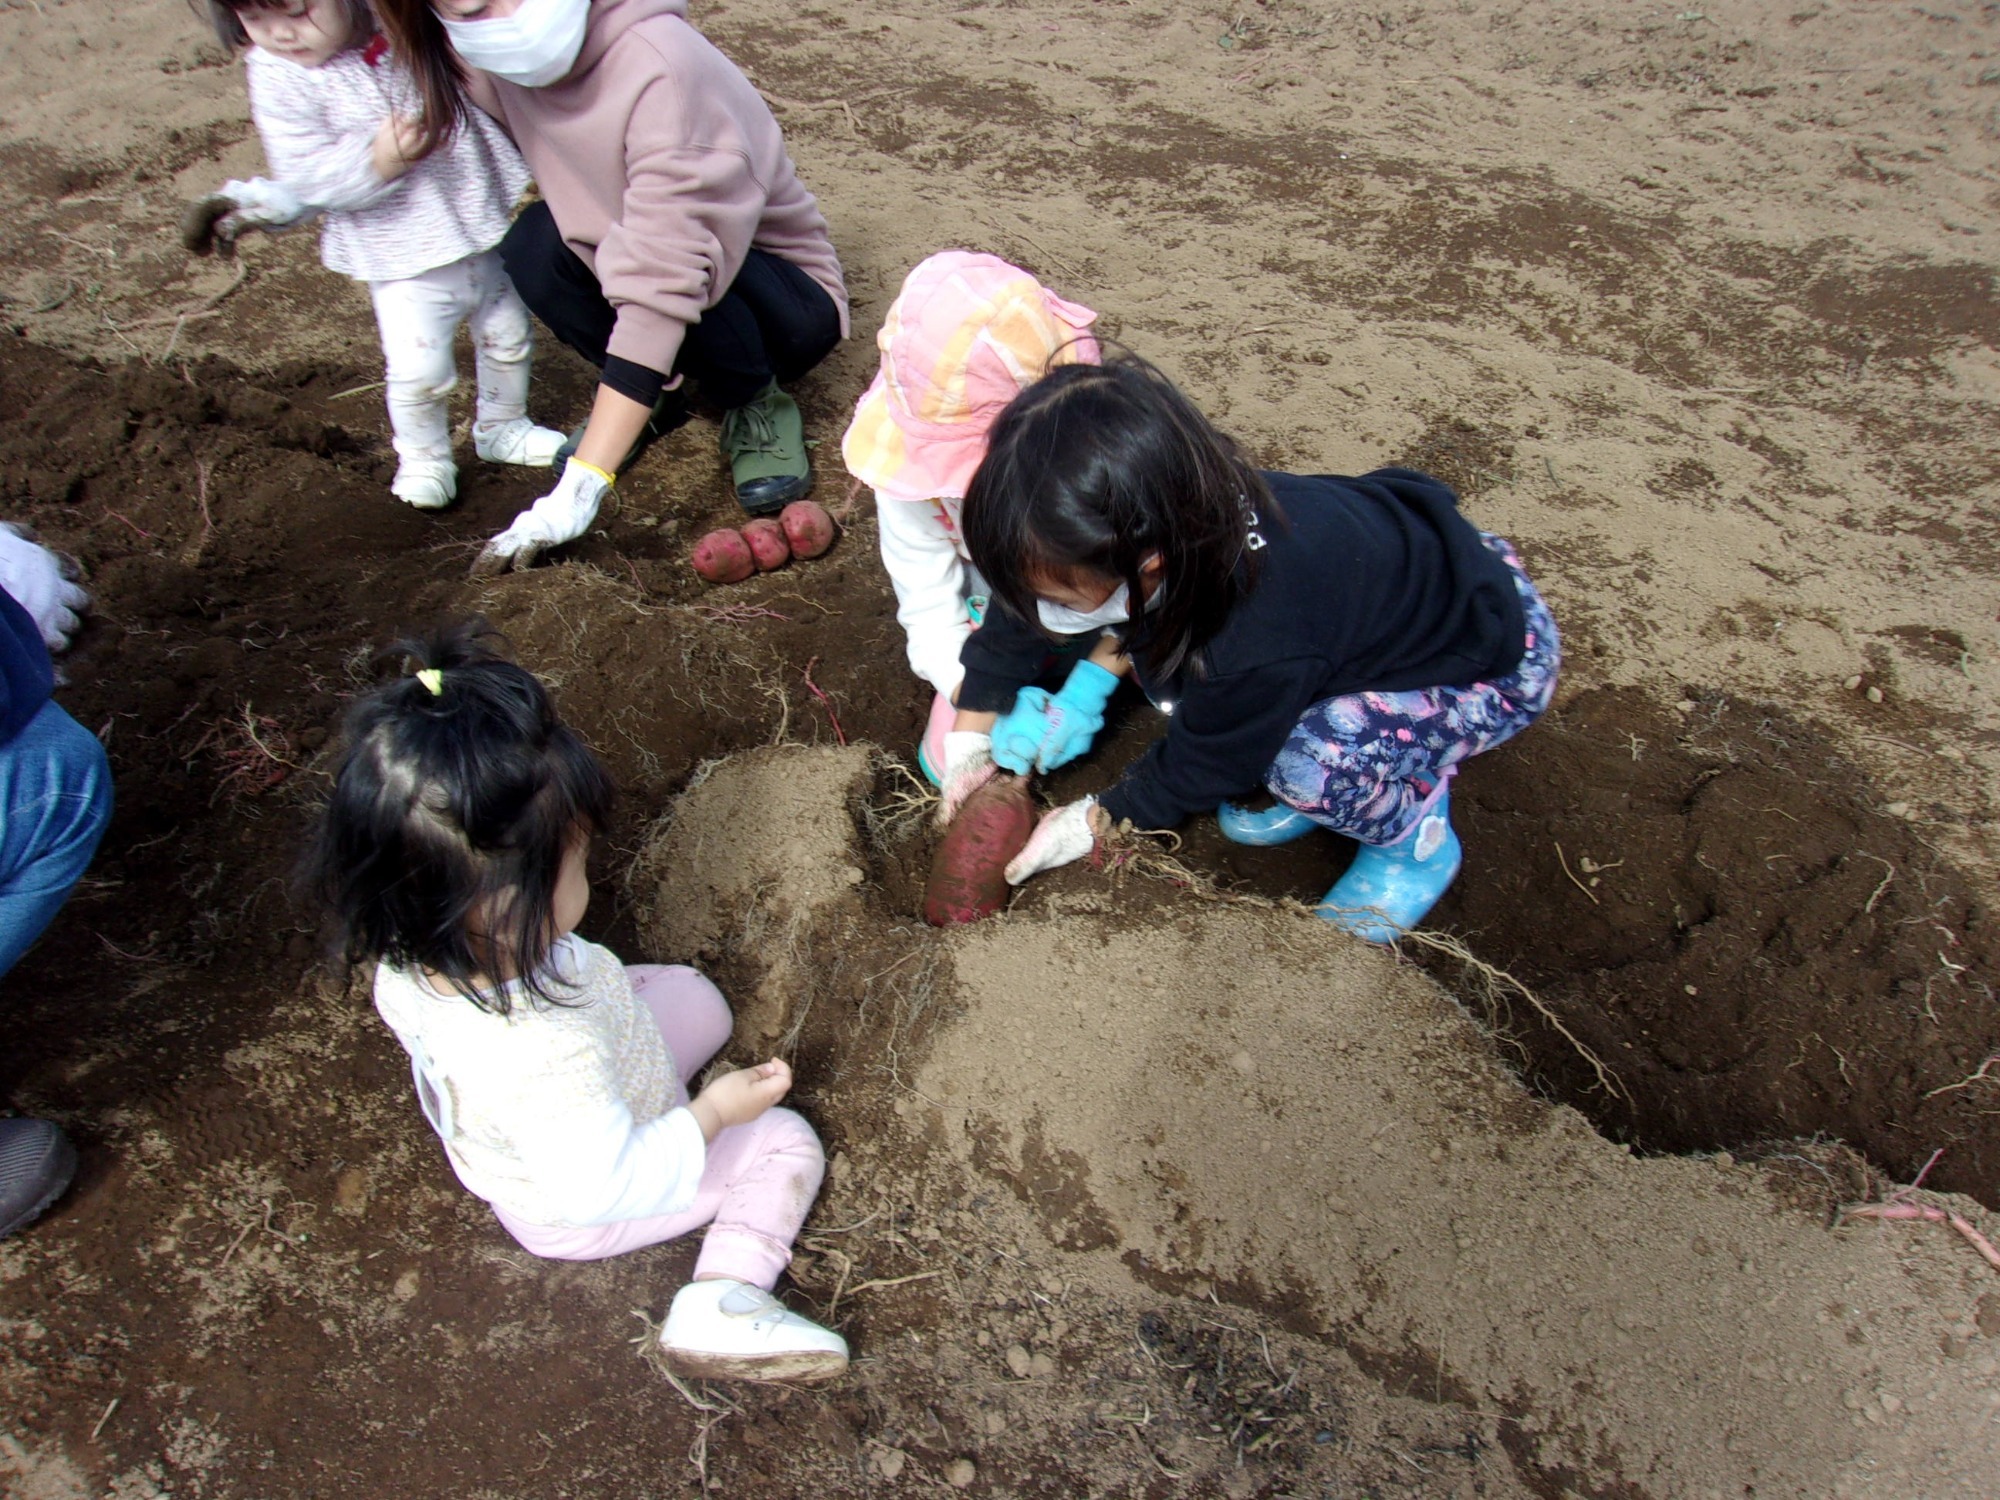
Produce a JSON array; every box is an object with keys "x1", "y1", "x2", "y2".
[{"x1": 690, "y1": 501, "x2": 837, "y2": 583}]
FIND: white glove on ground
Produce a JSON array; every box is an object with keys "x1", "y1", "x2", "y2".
[
  {"x1": 936, "y1": 730, "x2": 998, "y2": 826},
  {"x1": 0, "y1": 524, "x2": 90, "y2": 651},
  {"x1": 470, "y1": 460, "x2": 611, "y2": 576},
  {"x1": 1005, "y1": 797, "x2": 1100, "y2": 886}
]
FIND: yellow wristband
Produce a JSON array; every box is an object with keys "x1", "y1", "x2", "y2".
[{"x1": 567, "y1": 458, "x2": 617, "y2": 488}]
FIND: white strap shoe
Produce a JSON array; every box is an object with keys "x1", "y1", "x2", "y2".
[
  {"x1": 391, "y1": 458, "x2": 457, "y2": 511},
  {"x1": 474, "y1": 417, "x2": 567, "y2": 468},
  {"x1": 657, "y1": 1278, "x2": 849, "y2": 1383}
]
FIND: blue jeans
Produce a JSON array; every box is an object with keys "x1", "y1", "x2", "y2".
[{"x1": 0, "y1": 699, "x2": 112, "y2": 976}]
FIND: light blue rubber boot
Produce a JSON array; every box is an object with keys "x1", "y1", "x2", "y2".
[
  {"x1": 1217, "y1": 801, "x2": 1319, "y2": 846},
  {"x1": 1316, "y1": 790, "x2": 1462, "y2": 944}
]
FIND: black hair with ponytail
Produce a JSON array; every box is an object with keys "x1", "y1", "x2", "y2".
[{"x1": 302, "y1": 619, "x2": 613, "y2": 1013}]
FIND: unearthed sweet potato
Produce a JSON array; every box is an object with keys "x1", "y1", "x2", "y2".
[
  {"x1": 741, "y1": 517, "x2": 792, "y2": 571},
  {"x1": 779, "y1": 499, "x2": 837, "y2": 559},
  {"x1": 923, "y1": 776, "x2": 1036, "y2": 926},
  {"x1": 691, "y1": 528, "x2": 754, "y2": 584}
]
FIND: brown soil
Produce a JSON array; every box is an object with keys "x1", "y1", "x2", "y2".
[{"x1": 3, "y1": 0, "x2": 2000, "y2": 1496}]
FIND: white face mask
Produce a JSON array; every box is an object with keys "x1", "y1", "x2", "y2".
[
  {"x1": 441, "y1": 0, "x2": 590, "y2": 88},
  {"x1": 1037, "y1": 583, "x2": 1131, "y2": 635}
]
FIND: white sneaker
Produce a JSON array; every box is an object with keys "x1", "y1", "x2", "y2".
[
  {"x1": 474, "y1": 417, "x2": 567, "y2": 468},
  {"x1": 657, "y1": 1278, "x2": 849, "y2": 1382},
  {"x1": 391, "y1": 458, "x2": 457, "y2": 510}
]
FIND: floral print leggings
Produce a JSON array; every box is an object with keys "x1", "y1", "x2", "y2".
[{"x1": 1263, "y1": 535, "x2": 1559, "y2": 846}]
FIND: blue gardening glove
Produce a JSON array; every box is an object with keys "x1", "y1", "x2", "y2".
[{"x1": 990, "y1": 659, "x2": 1120, "y2": 775}]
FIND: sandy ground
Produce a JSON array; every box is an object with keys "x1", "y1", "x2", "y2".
[{"x1": 2, "y1": 0, "x2": 1999, "y2": 1495}]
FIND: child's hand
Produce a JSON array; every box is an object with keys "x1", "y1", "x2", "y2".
[
  {"x1": 689, "y1": 1059, "x2": 793, "y2": 1139},
  {"x1": 371, "y1": 116, "x2": 424, "y2": 183}
]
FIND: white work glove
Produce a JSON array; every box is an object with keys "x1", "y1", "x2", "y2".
[
  {"x1": 936, "y1": 730, "x2": 999, "y2": 827},
  {"x1": 181, "y1": 178, "x2": 312, "y2": 256},
  {"x1": 470, "y1": 460, "x2": 611, "y2": 577},
  {"x1": 0, "y1": 523, "x2": 90, "y2": 652},
  {"x1": 1004, "y1": 797, "x2": 1100, "y2": 886}
]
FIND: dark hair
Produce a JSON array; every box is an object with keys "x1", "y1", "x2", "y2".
[
  {"x1": 961, "y1": 350, "x2": 1273, "y2": 679},
  {"x1": 196, "y1": 0, "x2": 377, "y2": 53},
  {"x1": 302, "y1": 620, "x2": 614, "y2": 1014},
  {"x1": 372, "y1": 0, "x2": 470, "y2": 159}
]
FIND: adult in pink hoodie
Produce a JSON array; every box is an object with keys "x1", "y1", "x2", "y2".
[{"x1": 380, "y1": 0, "x2": 849, "y2": 572}]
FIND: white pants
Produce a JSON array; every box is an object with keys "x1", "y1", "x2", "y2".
[{"x1": 368, "y1": 250, "x2": 535, "y2": 468}]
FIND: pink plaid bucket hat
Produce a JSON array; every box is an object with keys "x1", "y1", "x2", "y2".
[{"x1": 842, "y1": 251, "x2": 1100, "y2": 503}]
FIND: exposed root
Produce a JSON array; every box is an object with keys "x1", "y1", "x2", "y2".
[
  {"x1": 1925, "y1": 1053, "x2": 2000, "y2": 1099},
  {"x1": 1841, "y1": 1153, "x2": 2000, "y2": 1274},
  {"x1": 1391, "y1": 927, "x2": 1628, "y2": 1104},
  {"x1": 630, "y1": 1311, "x2": 743, "y2": 1485}
]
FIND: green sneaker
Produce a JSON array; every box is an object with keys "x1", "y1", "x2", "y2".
[{"x1": 720, "y1": 381, "x2": 812, "y2": 516}]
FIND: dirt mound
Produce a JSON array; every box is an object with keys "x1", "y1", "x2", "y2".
[
  {"x1": 921, "y1": 899, "x2": 2000, "y2": 1498},
  {"x1": 621, "y1": 745, "x2": 2000, "y2": 1498}
]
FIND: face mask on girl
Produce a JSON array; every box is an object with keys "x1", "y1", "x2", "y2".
[
  {"x1": 1037, "y1": 583, "x2": 1131, "y2": 635},
  {"x1": 440, "y1": 0, "x2": 589, "y2": 87}
]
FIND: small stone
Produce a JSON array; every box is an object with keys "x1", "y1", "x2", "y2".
[
  {"x1": 1975, "y1": 1292, "x2": 2000, "y2": 1337},
  {"x1": 946, "y1": 1459, "x2": 977, "y2": 1488},
  {"x1": 1029, "y1": 1350, "x2": 1057, "y2": 1379},
  {"x1": 334, "y1": 1166, "x2": 371, "y2": 1215},
  {"x1": 391, "y1": 1269, "x2": 420, "y2": 1301},
  {"x1": 1675, "y1": 699, "x2": 1697, "y2": 713},
  {"x1": 1005, "y1": 1343, "x2": 1033, "y2": 1378},
  {"x1": 1843, "y1": 675, "x2": 1864, "y2": 691},
  {"x1": 1713, "y1": 1152, "x2": 1734, "y2": 1169},
  {"x1": 1684, "y1": 984, "x2": 1699, "y2": 996},
  {"x1": 984, "y1": 1410, "x2": 1007, "y2": 1435},
  {"x1": 873, "y1": 1447, "x2": 906, "y2": 1480},
  {"x1": 975, "y1": 1329, "x2": 991, "y2": 1347},
  {"x1": 843, "y1": 864, "x2": 865, "y2": 885},
  {"x1": 1885, "y1": 802, "x2": 1909, "y2": 819},
  {"x1": 1865, "y1": 685, "x2": 1884, "y2": 703}
]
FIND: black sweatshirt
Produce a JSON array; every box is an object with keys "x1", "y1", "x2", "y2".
[
  {"x1": 0, "y1": 587, "x2": 53, "y2": 747},
  {"x1": 957, "y1": 468, "x2": 1528, "y2": 831}
]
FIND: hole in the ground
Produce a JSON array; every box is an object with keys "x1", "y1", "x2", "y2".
[{"x1": 1037, "y1": 685, "x2": 2000, "y2": 1206}]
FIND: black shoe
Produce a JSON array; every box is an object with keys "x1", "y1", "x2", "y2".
[
  {"x1": 0, "y1": 1117, "x2": 77, "y2": 1239},
  {"x1": 554, "y1": 389, "x2": 693, "y2": 474}
]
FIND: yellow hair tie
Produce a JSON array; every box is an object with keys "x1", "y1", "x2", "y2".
[{"x1": 416, "y1": 668, "x2": 444, "y2": 696}]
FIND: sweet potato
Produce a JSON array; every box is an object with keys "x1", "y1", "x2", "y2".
[
  {"x1": 779, "y1": 499, "x2": 837, "y2": 559},
  {"x1": 923, "y1": 776, "x2": 1036, "y2": 926},
  {"x1": 690, "y1": 528, "x2": 754, "y2": 584},
  {"x1": 741, "y1": 517, "x2": 792, "y2": 571}
]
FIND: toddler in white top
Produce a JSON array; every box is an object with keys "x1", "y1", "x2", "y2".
[
  {"x1": 303, "y1": 621, "x2": 848, "y2": 1383},
  {"x1": 194, "y1": 0, "x2": 565, "y2": 509}
]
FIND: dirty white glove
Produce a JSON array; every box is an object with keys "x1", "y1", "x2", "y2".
[
  {"x1": 181, "y1": 178, "x2": 312, "y2": 256},
  {"x1": 1004, "y1": 797, "x2": 1100, "y2": 886},
  {"x1": 470, "y1": 460, "x2": 611, "y2": 576},
  {"x1": 935, "y1": 730, "x2": 998, "y2": 827},
  {"x1": 0, "y1": 523, "x2": 90, "y2": 652}
]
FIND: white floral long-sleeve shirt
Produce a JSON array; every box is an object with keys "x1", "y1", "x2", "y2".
[{"x1": 244, "y1": 40, "x2": 530, "y2": 284}]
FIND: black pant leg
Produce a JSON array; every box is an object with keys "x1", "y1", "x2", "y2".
[
  {"x1": 677, "y1": 250, "x2": 844, "y2": 409},
  {"x1": 498, "y1": 201, "x2": 617, "y2": 369}
]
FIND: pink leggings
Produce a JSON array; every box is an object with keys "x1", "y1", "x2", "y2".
[{"x1": 493, "y1": 965, "x2": 825, "y2": 1289}]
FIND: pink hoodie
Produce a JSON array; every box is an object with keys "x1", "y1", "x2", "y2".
[{"x1": 465, "y1": 0, "x2": 848, "y2": 378}]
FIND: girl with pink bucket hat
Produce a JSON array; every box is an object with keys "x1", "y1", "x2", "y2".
[{"x1": 841, "y1": 251, "x2": 1115, "y2": 788}]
